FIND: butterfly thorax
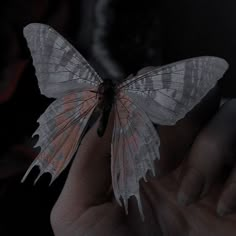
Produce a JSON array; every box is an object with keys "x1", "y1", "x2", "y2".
[
  {"x1": 97, "y1": 79, "x2": 115, "y2": 106},
  {"x1": 96, "y1": 79, "x2": 116, "y2": 137}
]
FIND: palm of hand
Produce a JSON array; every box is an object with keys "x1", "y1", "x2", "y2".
[{"x1": 52, "y1": 170, "x2": 236, "y2": 236}]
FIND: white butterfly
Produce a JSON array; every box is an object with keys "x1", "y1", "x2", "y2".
[{"x1": 21, "y1": 23, "x2": 228, "y2": 219}]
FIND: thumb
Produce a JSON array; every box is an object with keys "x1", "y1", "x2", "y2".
[{"x1": 51, "y1": 110, "x2": 114, "y2": 221}]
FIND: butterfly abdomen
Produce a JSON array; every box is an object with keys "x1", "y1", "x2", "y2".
[{"x1": 97, "y1": 79, "x2": 115, "y2": 137}]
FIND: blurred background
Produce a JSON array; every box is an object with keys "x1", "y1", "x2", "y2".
[{"x1": 0, "y1": 0, "x2": 235, "y2": 235}]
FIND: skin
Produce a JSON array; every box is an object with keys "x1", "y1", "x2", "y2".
[{"x1": 50, "y1": 72, "x2": 236, "y2": 235}]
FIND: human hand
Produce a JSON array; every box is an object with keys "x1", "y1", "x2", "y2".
[
  {"x1": 175, "y1": 98, "x2": 236, "y2": 216},
  {"x1": 50, "y1": 86, "x2": 236, "y2": 236}
]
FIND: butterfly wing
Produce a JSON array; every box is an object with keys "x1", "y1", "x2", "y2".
[
  {"x1": 23, "y1": 23, "x2": 102, "y2": 98},
  {"x1": 21, "y1": 90, "x2": 98, "y2": 184},
  {"x1": 111, "y1": 56, "x2": 228, "y2": 218},
  {"x1": 22, "y1": 23, "x2": 102, "y2": 184},
  {"x1": 111, "y1": 92, "x2": 160, "y2": 219},
  {"x1": 118, "y1": 56, "x2": 228, "y2": 125}
]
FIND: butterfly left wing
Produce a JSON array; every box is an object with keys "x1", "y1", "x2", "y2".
[
  {"x1": 111, "y1": 92, "x2": 160, "y2": 219},
  {"x1": 22, "y1": 23, "x2": 103, "y2": 184},
  {"x1": 24, "y1": 23, "x2": 102, "y2": 98},
  {"x1": 21, "y1": 90, "x2": 98, "y2": 184},
  {"x1": 118, "y1": 56, "x2": 228, "y2": 125}
]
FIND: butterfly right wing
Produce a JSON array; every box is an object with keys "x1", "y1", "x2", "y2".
[
  {"x1": 21, "y1": 90, "x2": 98, "y2": 184},
  {"x1": 118, "y1": 56, "x2": 228, "y2": 125},
  {"x1": 24, "y1": 23, "x2": 102, "y2": 98},
  {"x1": 111, "y1": 56, "x2": 228, "y2": 219}
]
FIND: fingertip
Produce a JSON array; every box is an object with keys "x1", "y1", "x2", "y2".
[
  {"x1": 137, "y1": 66, "x2": 156, "y2": 75},
  {"x1": 217, "y1": 183, "x2": 236, "y2": 216},
  {"x1": 217, "y1": 203, "x2": 231, "y2": 217},
  {"x1": 82, "y1": 109, "x2": 114, "y2": 151},
  {"x1": 177, "y1": 167, "x2": 205, "y2": 206}
]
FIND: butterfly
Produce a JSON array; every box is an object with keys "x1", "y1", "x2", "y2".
[{"x1": 21, "y1": 23, "x2": 228, "y2": 219}]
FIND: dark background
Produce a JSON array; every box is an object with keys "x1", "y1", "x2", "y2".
[{"x1": 0, "y1": 0, "x2": 235, "y2": 235}]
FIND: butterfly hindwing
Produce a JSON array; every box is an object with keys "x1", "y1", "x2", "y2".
[
  {"x1": 23, "y1": 23, "x2": 102, "y2": 98},
  {"x1": 22, "y1": 23, "x2": 103, "y2": 184},
  {"x1": 21, "y1": 90, "x2": 98, "y2": 184},
  {"x1": 112, "y1": 92, "x2": 160, "y2": 219},
  {"x1": 119, "y1": 57, "x2": 228, "y2": 125}
]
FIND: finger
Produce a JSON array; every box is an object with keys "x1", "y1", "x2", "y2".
[
  {"x1": 157, "y1": 85, "x2": 221, "y2": 176},
  {"x1": 217, "y1": 165, "x2": 236, "y2": 216},
  {"x1": 177, "y1": 99, "x2": 236, "y2": 206},
  {"x1": 137, "y1": 66, "x2": 156, "y2": 75},
  {"x1": 51, "y1": 110, "x2": 114, "y2": 220}
]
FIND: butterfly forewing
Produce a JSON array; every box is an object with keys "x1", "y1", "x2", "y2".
[
  {"x1": 118, "y1": 57, "x2": 228, "y2": 125},
  {"x1": 23, "y1": 23, "x2": 102, "y2": 98}
]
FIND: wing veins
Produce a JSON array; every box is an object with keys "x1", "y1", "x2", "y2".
[
  {"x1": 117, "y1": 97, "x2": 158, "y2": 164},
  {"x1": 37, "y1": 101, "x2": 97, "y2": 152},
  {"x1": 39, "y1": 95, "x2": 96, "y2": 126},
  {"x1": 121, "y1": 95, "x2": 178, "y2": 116},
  {"x1": 119, "y1": 70, "x2": 186, "y2": 89}
]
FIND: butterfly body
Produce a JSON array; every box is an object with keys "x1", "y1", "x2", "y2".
[
  {"x1": 22, "y1": 23, "x2": 229, "y2": 219},
  {"x1": 96, "y1": 79, "x2": 116, "y2": 137}
]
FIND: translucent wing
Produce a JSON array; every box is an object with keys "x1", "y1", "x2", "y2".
[
  {"x1": 21, "y1": 90, "x2": 98, "y2": 184},
  {"x1": 118, "y1": 56, "x2": 228, "y2": 125},
  {"x1": 111, "y1": 92, "x2": 160, "y2": 219},
  {"x1": 112, "y1": 56, "x2": 228, "y2": 218},
  {"x1": 24, "y1": 23, "x2": 102, "y2": 98}
]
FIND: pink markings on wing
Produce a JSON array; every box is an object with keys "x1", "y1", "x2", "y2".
[
  {"x1": 117, "y1": 92, "x2": 133, "y2": 127},
  {"x1": 40, "y1": 91, "x2": 97, "y2": 175},
  {"x1": 51, "y1": 124, "x2": 80, "y2": 173},
  {"x1": 63, "y1": 92, "x2": 77, "y2": 111},
  {"x1": 116, "y1": 92, "x2": 140, "y2": 153},
  {"x1": 125, "y1": 132, "x2": 139, "y2": 153},
  {"x1": 54, "y1": 93, "x2": 78, "y2": 127}
]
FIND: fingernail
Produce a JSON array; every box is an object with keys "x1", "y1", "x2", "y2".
[
  {"x1": 217, "y1": 204, "x2": 232, "y2": 216},
  {"x1": 177, "y1": 192, "x2": 191, "y2": 206}
]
